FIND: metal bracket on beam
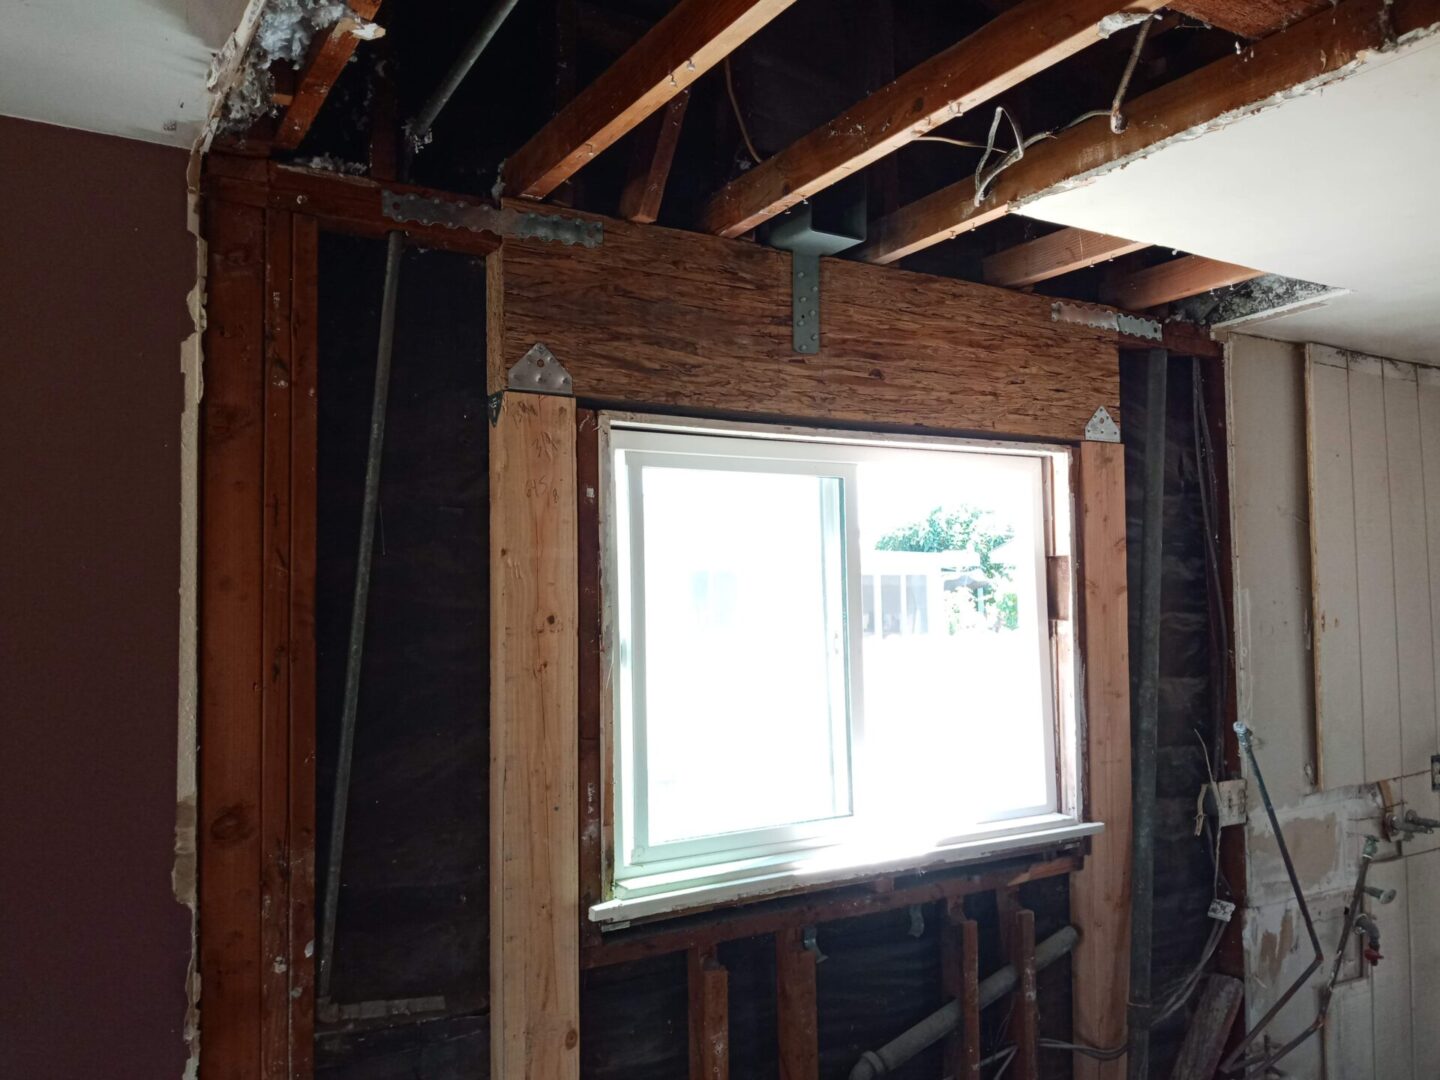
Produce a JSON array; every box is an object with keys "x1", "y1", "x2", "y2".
[
  {"x1": 382, "y1": 190, "x2": 603, "y2": 247},
  {"x1": 1084, "y1": 406, "x2": 1120, "y2": 443},
  {"x1": 507, "y1": 342, "x2": 574, "y2": 395},
  {"x1": 792, "y1": 253, "x2": 821, "y2": 355},
  {"x1": 1052, "y1": 300, "x2": 1163, "y2": 343}
]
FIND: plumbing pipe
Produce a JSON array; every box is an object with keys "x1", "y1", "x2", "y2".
[
  {"x1": 1218, "y1": 722, "x2": 1327, "y2": 1076},
  {"x1": 847, "y1": 926, "x2": 1079, "y2": 1080},
  {"x1": 1127, "y1": 347, "x2": 1168, "y2": 1080},
  {"x1": 407, "y1": 0, "x2": 524, "y2": 149},
  {"x1": 317, "y1": 228, "x2": 404, "y2": 1001}
]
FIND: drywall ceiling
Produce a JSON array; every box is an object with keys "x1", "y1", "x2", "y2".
[
  {"x1": 0, "y1": 0, "x2": 253, "y2": 147},
  {"x1": 1023, "y1": 29, "x2": 1440, "y2": 365}
]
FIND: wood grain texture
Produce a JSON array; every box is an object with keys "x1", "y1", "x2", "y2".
[
  {"x1": 490, "y1": 392, "x2": 581, "y2": 1079},
  {"x1": 1169, "y1": 974, "x2": 1242, "y2": 1080},
  {"x1": 1104, "y1": 256, "x2": 1262, "y2": 311},
  {"x1": 1071, "y1": 440, "x2": 1131, "y2": 1080},
  {"x1": 689, "y1": 947, "x2": 730, "y2": 1079},
  {"x1": 1168, "y1": 0, "x2": 1329, "y2": 37},
  {"x1": 855, "y1": 0, "x2": 1440, "y2": 264},
  {"x1": 698, "y1": 0, "x2": 1164, "y2": 237},
  {"x1": 493, "y1": 208, "x2": 1121, "y2": 439},
  {"x1": 503, "y1": 0, "x2": 798, "y2": 199},
  {"x1": 775, "y1": 928, "x2": 819, "y2": 1079},
  {"x1": 941, "y1": 906, "x2": 981, "y2": 1080},
  {"x1": 1305, "y1": 346, "x2": 1364, "y2": 789},
  {"x1": 982, "y1": 227, "x2": 1148, "y2": 289},
  {"x1": 1007, "y1": 908, "x2": 1038, "y2": 1080},
  {"x1": 617, "y1": 91, "x2": 689, "y2": 224},
  {"x1": 275, "y1": 2, "x2": 384, "y2": 150},
  {"x1": 199, "y1": 198, "x2": 267, "y2": 1080}
]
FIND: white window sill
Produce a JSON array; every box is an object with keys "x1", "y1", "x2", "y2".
[{"x1": 590, "y1": 818, "x2": 1102, "y2": 926}]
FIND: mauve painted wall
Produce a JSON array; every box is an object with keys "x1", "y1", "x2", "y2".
[{"x1": 0, "y1": 116, "x2": 193, "y2": 1079}]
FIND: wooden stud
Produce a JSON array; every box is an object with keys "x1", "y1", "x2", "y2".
[
  {"x1": 1007, "y1": 907, "x2": 1038, "y2": 1080},
  {"x1": 699, "y1": 0, "x2": 1163, "y2": 238},
  {"x1": 259, "y1": 210, "x2": 295, "y2": 1079},
  {"x1": 854, "y1": 0, "x2": 1440, "y2": 264},
  {"x1": 1169, "y1": 974, "x2": 1243, "y2": 1080},
  {"x1": 503, "y1": 0, "x2": 799, "y2": 200},
  {"x1": 199, "y1": 198, "x2": 267, "y2": 1080},
  {"x1": 490, "y1": 392, "x2": 581, "y2": 1079},
  {"x1": 1071, "y1": 440, "x2": 1132, "y2": 1080},
  {"x1": 274, "y1": 2, "x2": 384, "y2": 151},
  {"x1": 287, "y1": 214, "x2": 321, "y2": 1077},
  {"x1": 982, "y1": 228, "x2": 1149, "y2": 289},
  {"x1": 689, "y1": 946, "x2": 731, "y2": 1079},
  {"x1": 617, "y1": 91, "x2": 690, "y2": 224},
  {"x1": 775, "y1": 928, "x2": 819, "y2": 1080},
  {"x1": 941, "y1": 900, "x2": 981, "y2": 1080},
  {"x1": 576, "y1": 408, "x2": 605, "y2": 950},
  {"x1": 1103, "y1": 255, "x2": 1262, "y2": 310}
]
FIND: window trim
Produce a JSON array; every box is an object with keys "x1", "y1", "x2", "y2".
[{"x1": 597, "y1": 413, "x2": 1084, "y2": 922}]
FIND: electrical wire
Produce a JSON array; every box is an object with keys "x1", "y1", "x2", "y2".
[{"x1": 723, "y1": 58, "x2": 762, "y2": 166}]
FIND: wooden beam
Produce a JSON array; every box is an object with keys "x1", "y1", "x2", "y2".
[
  {"x1": 983, "y1": 228, "x2": 1148, "y2": 288},
  {"x1": 1007, "y1": 907, "x2": 1039, "y2": 1080},
  {"x1": 689, "y1": 946, "x2": 730, "y2": 1079},
  {"x1": 941, "y1": 902, "x2": 981, "y2": 1080},
  {"x1": 1072, "y1": 440, "x2": 1132, "y2": 1080},
  {"x1": 1170, "y1": 974, "x2": 1244, "y2": 1080},
  {"x1": 1104, "y1": 255, "x2": 1262, "y2": 310},
  {"x1": 617, "y1": 91, "x2": 690, "y2": 223},
  {"x1": 274, "y1": 3, "x2": 384, "y2": 151},
  {"x1": 490, "y1": 392, "x2": 580, "y2": 1079},
  {"x1": 503, "y1": 0, "x2": 799, "y2": 200},
  {"x1": 854, "y1": 0, "x2": 1440, "y2": 264},
  {"x1": 775, "y1": 928, "x2": 819, "y2": 1079},
  {"x1": 1168, "y1": 0, "x2": 1329, "y2": 37},
  {"x1": 698, "y1": 0, "x2": 1164, "y2": 239}
]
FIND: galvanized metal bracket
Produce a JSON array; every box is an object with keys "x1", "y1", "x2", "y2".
[
  {"x1": 792, "y1": 253, "x2": 821, "y2": 355},
  {"x1": 382, "y1": 190, "x2": 603, "y2": 247},
  {"x1": 1084, "y1": 406, "x2": 1121, "y2": 443},
  {"x1": 1052, "y1": 300, "x2": 1163, "y2": 343},
  {"x1": 507, "y1": 342, "x2": 574, "y2": 396}
]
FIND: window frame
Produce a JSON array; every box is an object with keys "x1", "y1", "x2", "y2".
[{"x1": 596, "y1": 413, "x2": 1090, "y2": 921}]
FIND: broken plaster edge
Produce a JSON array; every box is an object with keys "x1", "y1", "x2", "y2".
[
  {"x1": 175, "y1": 152, "x2": 207, "y2": 1080},
  {"x1": 1014, "y1": 15, "x2": 1440, "y2": 213}
]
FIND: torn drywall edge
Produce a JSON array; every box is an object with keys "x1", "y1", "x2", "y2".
[
  {"x1": 199, "y1": 0, "x2": 270, "y2": 154},
  {"x1": 1014, "y1": 14, "x2": 1440, "y2": 212},
  {"x1": 176, "y1": 154, "x2": 207, "y2": 1080},
  {"x1": 218, "y1": 0, "x2": 354, "y2": 133}
]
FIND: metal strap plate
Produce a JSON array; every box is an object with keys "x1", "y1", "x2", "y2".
[{"x1": 382, "y1": 191, "x2": 603, "y2": 247}]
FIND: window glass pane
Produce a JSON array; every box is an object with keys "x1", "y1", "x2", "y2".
[
  {"x1": 857, "y1": 457, "x2": 1050, "y2": 835},
  {"x1": 634, "y1": 465, "x2": 851, "y2": 845}
]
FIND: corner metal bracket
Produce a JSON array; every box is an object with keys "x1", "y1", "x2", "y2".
[
  {"x1": 507, "y1": 342, "x2": 574, "y2": 396},
  {"x1": 1084, "y1": 406, "x2": 1121, "y2": 443},
  {"x1": 792, "y1": 253, "x2": 821, "y2": 355},
  {"x1": 382, "y1": 190, "x2": 603, "y2": 247}
]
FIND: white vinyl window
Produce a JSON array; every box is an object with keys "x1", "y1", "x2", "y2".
[{"x1": 598, "y1": 418, "x2": 1092, "y2": 920}]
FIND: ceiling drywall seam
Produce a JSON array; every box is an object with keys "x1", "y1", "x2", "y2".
[{"x1": 1012, "y1": 15, "x2": 1440, "y2": 213}]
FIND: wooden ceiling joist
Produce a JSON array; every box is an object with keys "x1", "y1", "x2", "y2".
[
  {"x1": 983, "y1": 227, "x2": 1148, "y2": 288},
  {"x1": 617, "y1": 91, "x2": 690, "y2": 224},
  {"x1": 1104, "y1": 254, "x2": 1262, "y2": 309},
  {"x1": 1167, "y1": 0, "x2": 1331, "y2": 38},
  {"x1": 854, "y1": 0, "x2": 1440, "y2": 266},
  {"x1": 697, "y1": 0, "x2": 1165, "y2": 240},
  {"x1": 503, "y1": 0, "x2": 798, "y2": 200},
  {"x1": 275, "y1": 2, "x2": 384, "y2": 151}
]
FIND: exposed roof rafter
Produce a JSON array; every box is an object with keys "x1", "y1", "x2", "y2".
[
  {"x1": 853, "y1": 0, "x2": 1440, "y2": 265},
  {"x1": 503, "y1": 0, "x2": 799, "y2": 200},
  {"x1": 983, "y1": 227, "x2": 1148, "y2": 288},
  {"x1": 698, "y1": 0, "x2": 1165, "y2": 239},
  {"x1": 274, "y1": 2, "x2": 385, "y2": 151},
  {"x1": 1104, "y1": 254, "x2": 1263, "y2": 309}
]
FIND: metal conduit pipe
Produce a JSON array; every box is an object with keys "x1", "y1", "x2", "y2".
[
  {"x1": 407, "y1": 0, "x2": 524, "y2": 150},
  {"x1": 847, "y1": 925, "x2": 1080, "y2": 1080},
  {"x1": 317, "y1": 228, "x2": 405, "y2": 1002}
]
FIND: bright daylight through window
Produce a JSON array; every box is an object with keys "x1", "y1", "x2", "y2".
[{"x1": 598, "y1": 420, "x2": 1089, "y2": 918}]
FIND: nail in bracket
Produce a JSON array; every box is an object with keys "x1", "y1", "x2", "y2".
[
  {"x1": 760, "y1": 180, "x2": 866, "y2": 356},
  {"x1": 382, "y1": 191, "x2": 603, "y2": 248},
  {"x1": 491, "y1": 342, "x2": 573, "y2": 425}
]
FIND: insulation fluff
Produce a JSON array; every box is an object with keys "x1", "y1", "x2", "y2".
[{"x1": 223, "y1": 0, "x2": 351, "y2": 130}]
